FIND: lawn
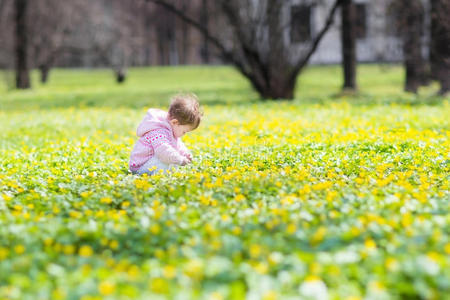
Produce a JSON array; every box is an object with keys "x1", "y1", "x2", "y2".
[{"x1": 0, "y1": 65, "x2": 449, "y2": 299}]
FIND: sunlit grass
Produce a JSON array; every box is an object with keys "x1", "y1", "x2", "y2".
[
  {"x1": 1, "y1": 64, "x2": 445, "y2": 111},
  {"x1": 0, "y1": 65, "x2": 449, "y2": 299}
]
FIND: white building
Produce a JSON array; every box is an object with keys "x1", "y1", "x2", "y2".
[{"x1": 287, "y1": 0, "x2": 428, "y2": 64}]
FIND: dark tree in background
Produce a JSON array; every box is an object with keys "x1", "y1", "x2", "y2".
[
  {"x1": 147, "y1": 0, "x2": 343, "y2": 100},
  {"x1": 0, "y1": 0, "x2": 7, "y2": 21},
  {"x1": 28, "y1": 0, "x2": 87, "y2": 84},
  {"x1": 0, "y1": 0, "x2": 12, "y2": 66},
  {"x1": 392, "y1": 0, "x2": 427, "y2": 93},
  {"x1": 14, "y1": 0, "x2": 30, "y2": 89},
  {"x1": 430, "y1": 0, "x2": 450, "y2": 95},
  {"x1": 3, "y1": 0, "x2": 446, "y2": 96},
  {"x1": 154, "y1": 4, "x2": 177, "y2": 65},
  {"x1": 199, "y1": 0, "x2": 210, "y2": 63},
  {"x1": 86, "y1": 0, "x2": 146, "y2": 83},
  {"x1": 341, "y1": 0, "x2": 357, "y2": 91}
]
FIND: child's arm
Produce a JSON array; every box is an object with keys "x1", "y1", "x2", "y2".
[
  {"x1": 155, "y1": 144, "x2": 189, "y2": 165},
  {"x1": 178, "y1": 140, "x2": 192, "y2": 161},
  {"x1": 146, "y1": 130, "x2": 189, "y2": 165}
]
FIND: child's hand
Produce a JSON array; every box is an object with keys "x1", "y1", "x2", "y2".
[
  {"x1": 184, "y1": 153, "x2": 193, "y2": 162},
  {"x1": 180, "y1": 157, "x2": 190, "y2": 166}
]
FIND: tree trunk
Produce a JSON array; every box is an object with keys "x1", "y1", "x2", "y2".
[
  {"x1": 147, "y1": 0, "x2": 342, "y2": 100},
  {"x1": 115, "y1": 69, "x2": 126, "y2": 83},
  {"x1": 39, "y1": 65, "x2": 50, "y2": 84},
  {"x1": 430, "y1": 0, "x2": 450, "y2": 95},
  {"x1": 341, "y1": 0, "x2": 357, "y2": 91},
  {"x1": 180, "y1": 1, "x2": 188, "y2": 64},
  {"x1": 400, "y1": 0, "x2": 426, "y2": 93},
  {"x1": 14, "y1": 0, "x2": 30, "y2": 89},
  {"x1": 257, "y1": 76, "x2": 296, "y2": 100},
  {"x1": 200, "y1": 0, "x2": 210, "y2": 63},
  {"x1": 156, "y1": 29, "x2": 167, "y2": 65}
]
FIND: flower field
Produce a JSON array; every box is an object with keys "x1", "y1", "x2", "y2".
[{"x1": 0, "y1": 66, "x2": 449, "y2": 299}]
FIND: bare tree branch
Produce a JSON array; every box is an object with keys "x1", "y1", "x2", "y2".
[
  {"x1": 145, "y1": 0, "x2": 231, "y2": 62},
  {"x1": 0, "y1": 0, "x2": 9, "y2": 33},
  {"x1": 0, "y1": 0, "x2": 7, "y2": 14},
  {"x1": 146, "y1": 0, "x2": 343, "y2": 99},
  {"x1": 145, "y1": 0, "x2": 262, "y2": 91},
  {"x1": 290, "y1": 0, "x2": 343, "y2": 81}
]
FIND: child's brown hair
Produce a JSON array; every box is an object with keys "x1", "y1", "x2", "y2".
[{"x1": 168, "y1": 93, "x2": 202, "y2": 129}]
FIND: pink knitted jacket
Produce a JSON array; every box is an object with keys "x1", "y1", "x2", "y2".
[{"x1": 129, "y1": 109, "x2": 190, "y2": 173}]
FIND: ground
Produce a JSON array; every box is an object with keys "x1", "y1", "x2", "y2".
[{"x1": 0, "y1": 65, "x2": 449, "y2": 299}]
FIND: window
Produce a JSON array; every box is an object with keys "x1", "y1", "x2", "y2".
[
  {"x1": 355, "y1": 3, "x2": 367, "y2": 39},
  {"x1": 290, "y1": 5, "x2": 312, "y2": 43}
]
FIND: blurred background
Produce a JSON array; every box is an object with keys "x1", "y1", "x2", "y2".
[{"x1": 0, "y1": 0, "x2": 448, "y2": 100}]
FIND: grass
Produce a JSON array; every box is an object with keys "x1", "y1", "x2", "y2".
[
  {"x1": 0, "y1": 65, "x2": 449, "y2": 299},
  {"x1": 0, "y1": 64, "x2": 445, "y2": 110}
]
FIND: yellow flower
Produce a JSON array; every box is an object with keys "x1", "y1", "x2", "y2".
[
  {"x1": 0, "y1": 247, "x2": 9, "y2": 260},
  {"x1": 179, "y1": 203, "x2": 187, "y2": 212},
  {"x1": 69, "y1": 211, "x2": 82, "y2": 219},
  {"x1": 63, "y1": 245, "x2": 75, "y2": 255},
  {"x1": 209, "y1": 292, "x2": 224, "y2": 300},
  {"x1": 1, "y1": 194, "x2": 13, "y2": 201},
  {"x1": 286, "y1": 223, "x2": 297, "y2": 234},
  {"x1": 445, "y1": 243, "x2": 450, "y2": 255},
  {"x1": 234, "y1": 194, "x2": 246, "y2": 202},
  {"x1": 128, "y1": 265, "x2": 140, "y2": 279},
  {"x1": 304, "y1": 275, "x2": 321, "y2": 282},
  {"x1": 100, "y1": 197, "x2": 112, "y2": 204},
  {"x1": 281, "y1": 195, "x2": 296, "y2": 205},
  {"x1": 150, "y1": 278, "x2": 168, "y2": 293},
  {"x1": 311, "y1": 227, "x2": 327, "y2": 245},
  {"x1": 150, "y1": 224, "x2": 161, "y2": 234},
  {"x1": 14, "y1": 244, "x2": 25, "y2": 254},
  {"x1": 109, "y1": 240, "x2": 119, "y2": 250},
  {"x1": 232, "y1": 226, "x2": 242, "y2": 235},
  {"x1": 254, "y1": 261, "x2": 268, "y2": 274},
  {"x1": 79, "y1": 245, "x2": 94, "y2": 257},
  {"x1": 80, "y1": 191, "x2": 91, "y2": 198},
  {"x1": 249, "y1": 244, "x2": 262, "y2": 258},
  {"x1": 385, "y1": 257, "x2": 398, "y2": 271},
  {"x1": 184, "y1": 259, "x2": 204, "y2": 279},
  {"x1": 98, "y1": 281, "x2": 115, "y2": 296},
  {"x1": 200, "y1": 195, "x2": 211, "y2": 205},
  {"x1": 369, "y1": 280, "x2": 385, "y2": 291},
  {"x1": 365, "y1": 239, "x2": 376, "y2": 250},
  {"x1": 163, "y1": 265, "x2": 177, "y2": 279},
  {"x1": 262, "y1": 290, "x2": 277, "y2": 300},
  {"x1": 51, "y1": 288, "x2": 66, "y2": 300}
]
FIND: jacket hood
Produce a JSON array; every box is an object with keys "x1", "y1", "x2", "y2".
[{"x1": 136, "y1": 108, "x2": 173, "y2": 137}]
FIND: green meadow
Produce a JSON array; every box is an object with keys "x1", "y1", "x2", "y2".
[{"x1": 0, "y1": 65, "x2": 448, "y2": 299}]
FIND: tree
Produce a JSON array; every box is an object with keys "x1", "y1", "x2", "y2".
[
  {"x1": 430, "y1": 0, "x2": 450, "y2": 95},
  {"x1": 153, "y1": 4, "x2": 177, "y2": 65},
  {"x1": 0, "y1": 0, "x2": 7, "y2": 19},
  {"x1": 341, "y1": 0, "x2": 357, "y2": 91},
  {"x1": 87, "y1": 0, "x2": 146, "y2": 83},
  {"x1": 28, "y1": 0, "x2": 87, "y2": 84},
  {"x1": 0, "y1": 0, "x2": 13, "y2": 66},
  {"x1": 199, "y1": 0, "x2": 210, "y2": 63},
  {"x1": 14, "y1": 0, "x2": 30, "y2": 89},
  {"x1": 146, "y1": 0, "x2": 343, "y2": 100},
  {"x1": 391, "y1": 0, "x2": 427, "y2": 93}
]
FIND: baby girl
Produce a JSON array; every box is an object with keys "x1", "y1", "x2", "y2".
[{"x1": 129, "y1": 94, "x2": 202, "y2": 175}]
